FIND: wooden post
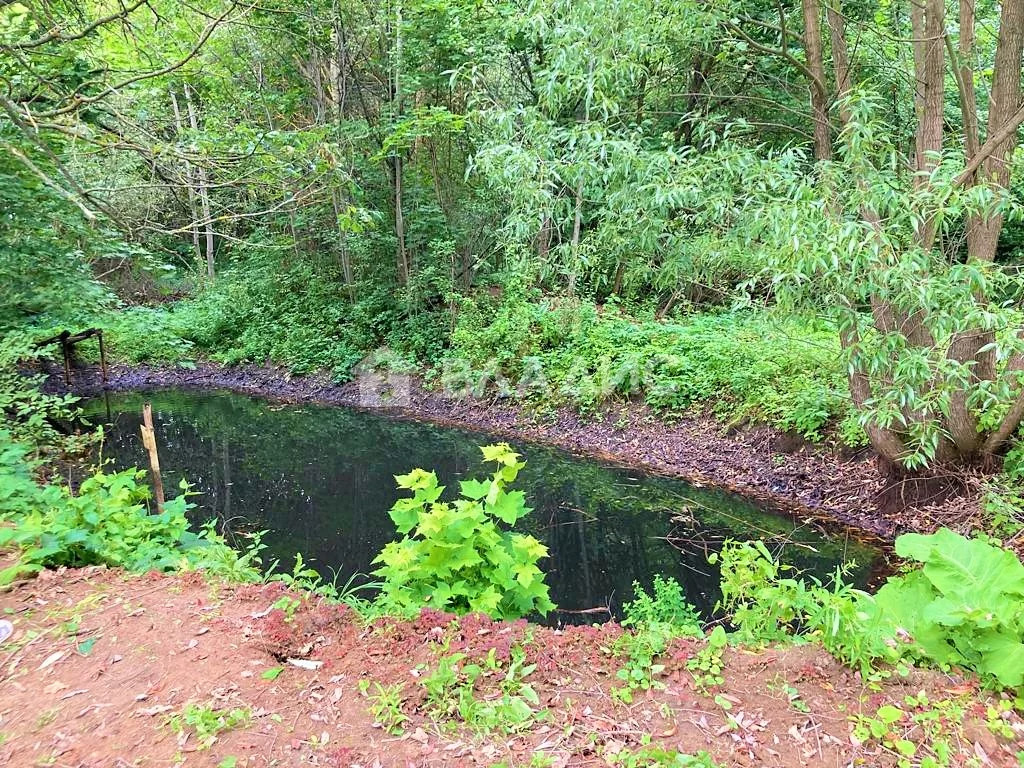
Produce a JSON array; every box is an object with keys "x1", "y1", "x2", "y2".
[
  {"x1": 140, "y1": 402, "x2": 165, "y2": 514},
  {"x1": 61, "y1": 338, "x2": 71, "y2": 386},
  {"x1": 97, "y1": 331, "x2": 108, "y2": 386}
]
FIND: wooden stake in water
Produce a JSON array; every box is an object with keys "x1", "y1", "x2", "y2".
[{"x1": 140, "y1": 402, "x2": 165, "y2": 514}]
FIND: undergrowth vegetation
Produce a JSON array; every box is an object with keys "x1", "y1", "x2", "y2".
[
  {"x1": 373, "y1": 443, "x2": 555, "y2": 620},
  {"x1": 0, "y1": 430, "x2": 261, "y2": 585},
  {"x1": 715, "y1": 532, "x2": 1024, "y2": 694},
  {"x1": 445, "y1": 295, "x2": 857, "y2": 442}
]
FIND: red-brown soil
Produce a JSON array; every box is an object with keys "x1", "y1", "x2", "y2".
[{"x1": 1, "y1": 565, "x2": 1019, "y2": 767}]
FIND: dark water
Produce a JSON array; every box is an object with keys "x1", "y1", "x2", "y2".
[{"x1": 85, "y1": 390, "x2": 880, "y2": 622}]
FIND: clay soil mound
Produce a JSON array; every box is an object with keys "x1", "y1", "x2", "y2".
[{"x1": 0, "y1": 566, "x2": 1020, "y2": 767}]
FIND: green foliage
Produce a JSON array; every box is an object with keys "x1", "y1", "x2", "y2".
[
  {"x1": 609, "y1": 745, "x2": 722, "y2": 768},
  {"x1": 716, "y1": 531, "x2": 1024, "y2": 693},
  {"x1": 873, "y1": 529, "x2": 1024, "y2": 690},
  {"x1": 172, "y1": 256, "x2": 370, "y2": 379},
  {"x1": 358, "y1": 680, "x2": 409, "y2": 735},
  {"x1": 622, "y1": 575, "x2": 701, "y2": 631},
  {"x1": 372, "y1": 443, "x2": 555, "y2": 620},
  {"x1": 168, "y1": 703, "x2": 251, "y2": 750},
  {"x1": 711, "y1": 540, "x2": 882, "y2": 674},
  {"x1": 849, "y1": 693, "x2": 972, "y2": 768},
  {"x1": 98, "y1": 307, "x2": 196, "y2": 366},
  {"x1": 686, "y1": 626, "x2": 727, "y2": 698},
  {"x1": 419, "y1": 646, "x2": 547, "y2": 733},
  {"x1": 0, "y1": 334, "x2": 91, "y2": 458},
  {"x1": 448, "y1": 299, "x2": 852, "y2": 443},
  {"x1": 0, "y1": 430, "x2": 262, "y2": 585},
  {"x1": 612, "y1": 576, "x2": 702, "y2": 703}
]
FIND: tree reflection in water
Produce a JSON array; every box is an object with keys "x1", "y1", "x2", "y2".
[{"x1": 86, "y1": 390, "x2": 880, "y2": 623}]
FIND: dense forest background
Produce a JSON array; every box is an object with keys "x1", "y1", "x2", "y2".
[{"x1": 3, "y1": 0, "x2": 1024, "y2": 492}]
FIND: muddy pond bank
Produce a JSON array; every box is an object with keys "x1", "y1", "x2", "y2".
[{"x1": 51, "y1": 361, "x2": 972, "y2": 545}]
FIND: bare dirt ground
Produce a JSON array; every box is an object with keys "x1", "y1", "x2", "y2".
[
  {"x1": 1, "y1": 565, "x2": 1020, "y2": 768},
  {"x1": 54, "y1": 362, "x2": 985, "y2": 545}
]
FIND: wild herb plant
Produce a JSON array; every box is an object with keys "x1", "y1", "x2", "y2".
[
  {"x1": 372, "y1": 443, "x2": 555, "y2": 620},
  {"x1": 873, "y1": 528, "x2": 1024, "y2": 690},
  {"x1": 612, "y1": 576, "x2": 703, "y2": 703},
  {"x1": 167, "y1": 703, "x2": 251, "y2": 750},
  {"x1": 715, "y1": 530, "x2": 1024, "y2": 693},
  {"x1": 419, "y1": 646, "x2": 547, "y2": 733},
  {"x1": 358, "y1": 680, "x2": 409, "y2": 735},
  {"x1": 609, "y1": 745, "x2": 722, "y2": 768},
  {"x1": 711, "y1": 540, "x2": 884, "y2": 674},
  {"x1": 0, "y1": 430, "x2": 262, "y2": 585}
]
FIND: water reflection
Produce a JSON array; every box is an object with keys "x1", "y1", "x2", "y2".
[{"x1": 86, "y1": 390, "x2": 879, "y2": 622}]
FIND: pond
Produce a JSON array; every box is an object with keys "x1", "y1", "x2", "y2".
[{"x1": 86, "y1": 389, "x2": 882, "y2": 623}]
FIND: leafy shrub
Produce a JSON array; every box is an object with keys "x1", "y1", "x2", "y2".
[
  {"x1": 715, "y1": 531, "x2": 1024, "y2": 691},
  {"x1": 448, "y1": 298, "x2": 853, "y2": 443},
  {"x1": 622, "y1": 575, "x2": 702, "y2": 631},
  {"x1": 613, "y1": 576, "x2": 702, "y2": 702},
  {"x1": 98, "y1": 306, "x2": 195, "y2": 365},
  {"x1": 0, "y1": 333, "x2": 93, "y2": 458},
  {"x1": 419, "y1": 646, "x2": 547, "y2": 733},
  {"x1": 712, "y1": 540, "x2": 887, "y2": 675},
  {"x1": 873, "y1": 529, "x2": 1024, "y2": 690},
  {"x1": 372, "y1": 443, "x2": 555, "y2": 620},
  {"x1": 0, "y1": 430, "x2": 262, "y2": 584}
]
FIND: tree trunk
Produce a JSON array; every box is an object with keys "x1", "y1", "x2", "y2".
[
  {"x1": 801, "y1": 0, "x2": 831, "y2": 160},
  {"x1": 331, "y1": 188, "x2": 357, "y2": 301},
  {"x1": 184, "y1": 83, "x2": 215, "y2": 280},
  {"x1": 392, "y1": 0, "x2": 408, "y2": 286},
  {"x1": 169, "y1": 87, "x2": 202, "y2": 264}
]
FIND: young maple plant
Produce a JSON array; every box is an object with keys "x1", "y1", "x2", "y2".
[{"x1": 372, "y1": 443, "x2": 555, "y2": 620}]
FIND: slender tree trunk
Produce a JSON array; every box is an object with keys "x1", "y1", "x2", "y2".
[
  {"x1": 331, "y1": 188, "x2": 357, "y2": 300},
  {"x1": 825, "y1": 1, "x2": 852, "y2": 125},
  {"x1": 392, "y1": 0, "x2": 409, "y2": 286},
  {"x1": 568, "y1": 178, "x2": 583, "y2": 296},
  {"x1": 184, "y1": 83, "x2": 215, "y2": 280},
  {"x1": 801, "y1": 0, "x2": 832, "y2": 160},
  {"x1": 909, "y1": 0, "x2": 945, "y2": 251},
  {"x1": 169, "y1": 87, "x2": 202, "y2": 263}
]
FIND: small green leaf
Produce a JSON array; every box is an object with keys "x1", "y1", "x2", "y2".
[
  {"x1": 261, "y1": 666, "x2": 284, "y2": 680},
  {"x1": 77, "y1": 637, "x2": 96, "y2": 656}
]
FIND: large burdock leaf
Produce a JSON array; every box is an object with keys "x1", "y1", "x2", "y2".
[
  {"x1": 974, "y1": 633, "x2": 1024, "y2": 688},
  {"x1": 895, "y1": 528, "x2": 1024, "y2": 609}
]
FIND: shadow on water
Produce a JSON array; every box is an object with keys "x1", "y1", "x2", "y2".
[{"x1": 84, "y1": 389, "x2": 881, "y2": 624}]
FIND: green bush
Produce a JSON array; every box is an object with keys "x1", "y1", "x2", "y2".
[
  {"x1": 448, "y1": 295, "x2": 852, "y2": 442},
  {"x1": 712, "y1": 540, "x2": 882, "y2": 674},
  {"x1": 715, "y1": 530, "x2": 1024, "y2": 691},
  {"x1": 372, "y1": 443, "x2": 555, "y2": 620},
  {"x1": 874, "y1": 529, "x2": 1024, "y2": 690},
  {"x1": 612, "y1": 576, "x2": 703, "y2": 703},
  {"x1": 622, "y1": 575, "x2": 702, "y2": 631},
  {"x1": 0, "y1": 333, "x2": 92, "y2": 458},
  {"x1": 98, "y1": 306, "x2": 196, "y2": 365},
  {"x1": 0, "y1": 430, "x2": 262, "y2": 584}
]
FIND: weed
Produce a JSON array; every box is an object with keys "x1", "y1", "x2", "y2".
[
  {"x1": 373, "y1": 443, "x2": 554, "y2": 620},
  {"x1": 766, "y1": 675, "x2": 810, "y2": 714},
  {"x1": 358, "y1": 680, "x2": 409, "y2": 735},
  {"x1": 686, "y1": 626, "x2": 727, "y2": 697},
  {"x1": 612, "y1": 576, "x2": 703, "y2": 703},
  {"x1": 167, "y1": 703, "x2": 251, "y2": 750},
  {"x1": 608, "y1": 744, "x2": 722, "y2": 767},
  {"x1": 271, "y1": 596, "x2": 301, "y2": 622},
  {"x1": 419, "y1": 646, "x2": 547, "y2": 733}
]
